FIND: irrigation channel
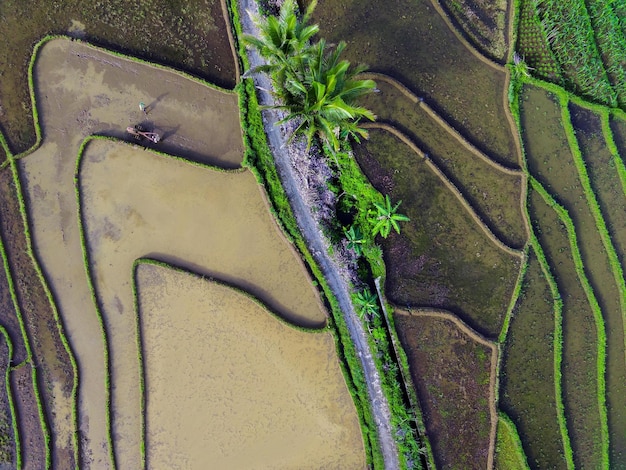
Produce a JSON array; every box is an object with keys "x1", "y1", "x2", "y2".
[{"x1": 237, "y1": 0, "x2": 401, "y2": 468}]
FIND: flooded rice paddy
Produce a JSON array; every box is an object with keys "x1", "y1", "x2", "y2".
[
  {"x1": 137, "y1": 262, "x2": 365, "y2": 469},
  {"x1": 79, "y1": 139, "x2": 326, "y2": 468},
  {"x1": 304, "y1": 0, "x2": 518, "y2": 165},
  {"x1": 499, "y1": 252, "x2": 567, "y2": 469},
  {"x1": 354, "y1": 128, "x2": 520, "y2": 338},
  {"x1": 16, "y1": 37, "x2": 330, "y2": 468},
  {"x1": 0, "y1": 0, "x2": 237, "y2": 153},
  {"x1": 528, "y1": 187, "x2": 604, "y2": 469},
  {"x1": 9, "y1": 365, "x2": 46, "y2": 470},
  {"x1": 521, "y1": 84, "x2": 625, "y2": 467},
  {"x1": 394, "y1": 309, "x2": 495, "y2": 470},
  {"x1": 359, "y1": 78, "x2": 526, "y2": 249},
  {"x1": 568, "y1": 104, "x2": 626, "y2": 463}
]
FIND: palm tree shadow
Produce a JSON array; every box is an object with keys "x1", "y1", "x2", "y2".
[{"x1": 145, "y1": 93, "x2": 169, "y2": 114}]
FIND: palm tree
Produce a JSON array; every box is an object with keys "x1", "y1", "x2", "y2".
[
  {"x1": 354, "y1": 287, "x2": 379, "y2": 320},
  {"x1": 243, "y1": 0, "x2": 318, "y2": 81},
  {"x1": 276, "y1": 39, "x2": 377, "y2": 151},
  {"x1": 370, "y1": 194, "x2": 410, "y2": 238},
  {"x1": 243, "y1": 0, "x2": 377, "y2": 152}
]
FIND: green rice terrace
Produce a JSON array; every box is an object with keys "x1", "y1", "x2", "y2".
[{"x1": 0, "y1": 0, "x2": 624, "y2": 468}]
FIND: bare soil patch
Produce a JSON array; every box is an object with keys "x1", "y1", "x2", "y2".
[{"x1": 137, "y1": 263, "x2": 365, "y2": 469}]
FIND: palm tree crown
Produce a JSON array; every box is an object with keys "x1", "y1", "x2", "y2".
[{"x1": 243, "y1": 0, "x2": 376, "y2": 152}]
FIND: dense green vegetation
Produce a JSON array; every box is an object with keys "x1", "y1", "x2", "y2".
[
  {"x1": 244, "y1": 0, "x2": 376, "y2": 152},
  {"x1": 494, "y1": 412, "x2": 530, "y2": 470}
]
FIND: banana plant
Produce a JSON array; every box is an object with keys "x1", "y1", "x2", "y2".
[
  {"x1": 370, "y1": 194, "x2": 410, "y2": 238},
  {"x1": 354, "y1": 287, "x2": 379, "y2": 320},
  {"x1": 344, "y1": 224, "x2": 365, "y2": 257}
]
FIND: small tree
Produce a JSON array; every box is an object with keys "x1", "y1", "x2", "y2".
[
  {"x1": 354, "y1": 287, "x2": 379, "y2": 320},
  {"x1": 370, "y1": 194, "x2": 409, "y2": 238},
  {"x1": 344, "y1": 224, "x2": 365, "y2": 257}
]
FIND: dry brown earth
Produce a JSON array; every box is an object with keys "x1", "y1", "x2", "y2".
[
  {"x1": 79, "y1": 139, "x2": 327, "y2": 468},
  {"x1": 137, "y1": 263, "x2": 365, "y2": 469}
]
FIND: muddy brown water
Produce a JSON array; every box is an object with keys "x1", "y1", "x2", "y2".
[
  {"x1": 79, "y1": 139, "x2": 327, "y2": 469},
  {"x1": 10, "y1": 365, "x2": 46, "y2": 470},
  {"x1": 18, "y1": 37, "x2": 244, "y2": 469},
  {"x1": 137, "y1": 263, "x2": 365, "y2": 469},
  {"x1": 499, "y1": 251, "x2": 568, "y2": 469}
]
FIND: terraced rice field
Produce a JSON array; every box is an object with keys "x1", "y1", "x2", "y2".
[
  {"x1": 137, "y1": 262, "x2": 365, "y2": 468},
  {"x1": 0, "y1": 34, "x2": 367, "y2": 469},
  {"x1": 394, "y1": 309, "x2": 496, "y2": 469},
  {"x1": 0, "y1": 0, "x2": 625, "y2": 468}
]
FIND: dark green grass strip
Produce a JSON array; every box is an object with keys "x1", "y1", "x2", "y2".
[
  {"x1": 508, "y1": 76, "x2": 574, "y2": 469},
  {"x1": 530, "y1": 178, "x2": 608, "y2": 469},
  {"x1": 518, "y1": 84, "x2": 610, "y2": 468},
  {"x1": 567, "y1": 104, "x2": 626, "y2": 467},
  {"x1": 494, "y1": 411, "x2": 530, "y2": 470},
  {"x1": 498, "y1": 248, "x2": 529, "y2": 344}
]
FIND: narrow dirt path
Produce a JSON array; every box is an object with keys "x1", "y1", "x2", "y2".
[{"x1": 236, "y1": 1, "x2": 400, "y2": 468}]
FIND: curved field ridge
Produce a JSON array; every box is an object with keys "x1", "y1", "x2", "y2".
[
  {"x1": 394, "y1": 308, "x2": 498, "y2": 469},
  {"x1": 359, "y1": 74, "x2": 528, "y2": 249},
  {"x1": 305, "y1": 0, "x2": 518, "y2": 165},
  {"x1": 354, "y1": 128, "x2": 521, "y2": 338},
  {"x1": 135, "y1": 261, "x2": 365, "y2": 469},
  {"x1": 361, "y1": 122, "x2": 523, "y2": 258},
  {"x1": 79, "y1": 139, "x2": 327, "y2": 469},
  {"x1": 17, "y1": 37, "x2": 244, "y2": 468}
]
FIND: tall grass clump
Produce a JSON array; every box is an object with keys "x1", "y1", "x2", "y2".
[
  {"x1": 584, "y1": 0, "x2": 626, "y2": 107},
  {"x1": 535, "y1": 0, "x2": 617, "y2": 106}
]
